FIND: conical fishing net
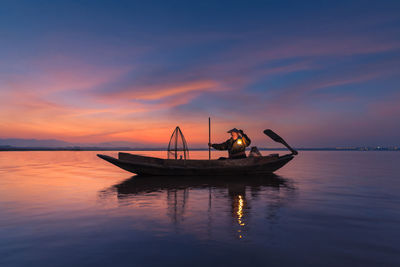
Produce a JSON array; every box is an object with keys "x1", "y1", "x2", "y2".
[{"x1": 167, "y1": 126, "x2": 189, "y2": 160}]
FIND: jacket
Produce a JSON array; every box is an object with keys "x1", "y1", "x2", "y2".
[{"x1": 211, "y1": 133, "x2": 251, "y2": 159}]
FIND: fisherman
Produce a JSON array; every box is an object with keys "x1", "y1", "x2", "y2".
[{"x1": 208, "y1": 128, "x2": 251, "y2": 159}]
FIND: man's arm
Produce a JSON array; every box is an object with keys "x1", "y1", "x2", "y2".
[
  {"x1": 211, "y1": 140, "x2": 230, "y2": 150},
  {"x1": 240, "y1": 130, "x2": 251, "y2": 147}
]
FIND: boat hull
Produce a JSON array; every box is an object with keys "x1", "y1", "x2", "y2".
[{"x1": 97, "y1": 152, "x2": 294, "y2": 176}]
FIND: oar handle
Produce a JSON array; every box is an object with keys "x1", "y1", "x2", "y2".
[{"x1": 281, "y1": 140, "x2": 298, "y2": 155}]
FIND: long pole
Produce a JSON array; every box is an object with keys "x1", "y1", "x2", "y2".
[{"x1": 208, "y1": 117, "x2": 211, "y2": 160}]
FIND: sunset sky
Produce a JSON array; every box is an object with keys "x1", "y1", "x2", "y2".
[{"x1": 1, "y1": 0, "x2": 399, "y2": 148}]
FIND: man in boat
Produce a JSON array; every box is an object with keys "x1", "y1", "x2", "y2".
[{"x1": 209, "y1": 128, "x2": 251, "y2": 159}]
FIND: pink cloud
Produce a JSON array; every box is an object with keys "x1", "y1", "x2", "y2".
[
  {"x1": 105, "y1": 80, "x2": 221, "y2": 101},
  {"x1": 225, "y1": 34, "x2": 400, "y2": 66},
  {"x1": 3, "y1": 65, "x2": 127, "y2": 96}
]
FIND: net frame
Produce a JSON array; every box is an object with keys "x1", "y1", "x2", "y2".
[{"x1": 167, "y1": 126, "x2": 189, "y2": 160}]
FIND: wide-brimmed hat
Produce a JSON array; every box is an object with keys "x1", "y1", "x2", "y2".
[{"x1": 227, "y1": 128, "x2": 240, "y2": 133}]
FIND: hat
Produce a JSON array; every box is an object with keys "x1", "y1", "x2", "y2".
[{"x1": 227, "y1": 128, "x2": 240, "y2": 133}]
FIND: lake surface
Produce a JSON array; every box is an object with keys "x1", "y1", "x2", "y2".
[{"x1": 0, "y1": 151, "x2": 399, "y2": 267}]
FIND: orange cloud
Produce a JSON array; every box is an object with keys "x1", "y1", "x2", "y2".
[{"x1": 102, "y1": 80, "x2": 220, "y2": 101}]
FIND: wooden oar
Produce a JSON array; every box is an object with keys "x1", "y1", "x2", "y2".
[{"x1": 263, "y1": 129, "x2": 298, "y2": 155}]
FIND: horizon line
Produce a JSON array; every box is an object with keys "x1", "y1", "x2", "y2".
[{"x1": 0, "y1": 146, "x2": 398, "y2": 151}]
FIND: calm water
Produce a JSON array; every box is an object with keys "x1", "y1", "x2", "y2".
[{"x1": 0, "y1": 151, "x2": 399, "y2": 267}]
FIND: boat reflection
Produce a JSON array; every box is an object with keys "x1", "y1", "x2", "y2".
[{"x1": 101, "y1": 174, "x2": 296, "y2": 239}]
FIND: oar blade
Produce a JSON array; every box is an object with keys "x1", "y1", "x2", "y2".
[
  {"x1": 263, "y1": 129, "x2": 284, "y2": 143},
  {"x1": 263, "y1": 129, "x2": 298, "y2": 155}
]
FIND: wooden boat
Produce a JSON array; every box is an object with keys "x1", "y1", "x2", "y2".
[
  {"x1": 97, "y1": 129, "x2": 298, "y2": 176},
  {"x1": 97, "y1": 152, "x2": 294, "y2": 176}
]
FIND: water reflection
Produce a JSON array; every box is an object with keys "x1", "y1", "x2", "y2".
[{"x1": 100, "y1": 174, "x2": 296, "y2": 240}]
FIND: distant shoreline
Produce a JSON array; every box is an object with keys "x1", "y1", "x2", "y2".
[{"x1": 0, "y1": 147, "x2": 398, "y2": 151}]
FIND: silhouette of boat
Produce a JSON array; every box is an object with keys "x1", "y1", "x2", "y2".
[
  {"x1": 97, "y1": 152, "x2": 294, "y2": 176},
  {"x1": 97, "y1": 129, "x2": 297, "y2": 176}
]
